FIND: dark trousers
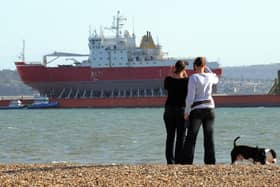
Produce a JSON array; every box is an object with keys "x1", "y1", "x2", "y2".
[
  {"x1": 163, "y1": 107, "x2": 187, "y2": 164},
  {"x1": 183, "y1": 108, "x2": 216, "y2": 164}
]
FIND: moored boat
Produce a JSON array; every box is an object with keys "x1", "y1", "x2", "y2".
[
  {"x1": 0, "y1": 100, "x2": 26, "y2": 109},
  {"x1": 27, "y1": 96, "x2": 59, "y2": 109}
]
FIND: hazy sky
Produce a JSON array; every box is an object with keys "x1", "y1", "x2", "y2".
[{"x1": 1, "y1": 0, "x2": 280, "y2": 70}]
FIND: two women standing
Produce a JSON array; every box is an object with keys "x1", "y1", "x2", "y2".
[{"x1": 163, "y1": 57, "x2": 219, "y2": 165}]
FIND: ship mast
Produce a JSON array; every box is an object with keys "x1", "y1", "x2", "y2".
[
  {"x1": 107, "y1": 11, "x2": 127, "y2": 41},
  {"x1": 21, "y1": 40, "x2": 25, "y2": 62}
]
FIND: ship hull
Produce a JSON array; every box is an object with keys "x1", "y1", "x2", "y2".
[
  {"x1": 51, "y1": 95, "x2": 280, "y2": 108},
  {"x1": 214, "y1": 95, "x2": 280, "y2": 107},
  {"x1": 15, "y1": 61, "x2": 222, "y2": 98},
  {"x1": 1, "y1": 95, "x2": 280, "y2": 108}
]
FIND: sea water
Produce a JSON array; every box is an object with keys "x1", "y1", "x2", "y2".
[{"x1": 0, "y1": 107, "x2": 279, "y2": 164}]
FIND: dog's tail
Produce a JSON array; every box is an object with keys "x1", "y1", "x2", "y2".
[{"x1": 233, "y1": 136, "x2": 240, "y2": 147}]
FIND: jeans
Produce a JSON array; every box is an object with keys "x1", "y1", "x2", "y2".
[
  {"x1": 183, "y1": 108, "x2": 216, "y2": 164},
  {"x1": 163, "y1": 106, "x2": 187, "y2": 164}
]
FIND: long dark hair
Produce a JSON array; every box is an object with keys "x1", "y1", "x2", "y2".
[{"x1": 174, "y1": 60, "x2": 187, "y2": 74}]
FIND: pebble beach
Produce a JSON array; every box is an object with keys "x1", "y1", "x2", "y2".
[{"x1": 0, "y1": 163, "x2": 279, "y2": 186}]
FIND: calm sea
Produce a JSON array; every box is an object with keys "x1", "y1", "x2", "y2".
[{"x1": 0, "y1": 107, "x2": 279, "y2": 165}]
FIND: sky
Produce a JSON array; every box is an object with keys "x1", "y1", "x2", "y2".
[{"x1": 1, "y1": 0, "x2": 280, "y2": 70}]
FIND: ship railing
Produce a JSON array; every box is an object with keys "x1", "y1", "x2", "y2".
[
  {"x1": 67, "y1": 89, "x2": 73, "y2": 98},
  {"x1": 44, "y1": 88, "x2": 167, "y2": 99},
  {"x1": 82, "y1": 90, "x2": 87, "y2": 98},
  {"x1": 74, "y1": 89, "x2": 79, "y2": 98},
  {"x1": 58, "y1": 88, "x2": 65, "y2": 98}
]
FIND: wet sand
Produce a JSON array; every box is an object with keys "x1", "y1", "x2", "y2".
[{"x1": 0, "y1": 163, "x2": 279, "y2": 186}]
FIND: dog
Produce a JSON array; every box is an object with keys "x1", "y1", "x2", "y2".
[{"x1": 231, "y1": 136, "x2": 277, "y2": 165}]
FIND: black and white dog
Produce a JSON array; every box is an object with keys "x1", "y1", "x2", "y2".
[{"x1": 231, "y1": 136, "x2": 277, "y2": 164}]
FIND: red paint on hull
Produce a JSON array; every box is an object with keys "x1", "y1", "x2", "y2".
[
  {"x1": 1, "y1": 95, "x2": 280, "y2": 108},
  {"x1": 15, "y1": 62, "x2": 222, "y2": 84},
  {"x1": 49, "y1": 95, "x2": 280, "y2": 108},
  {"x1": 14, "y1": 62, "x2": 280, "y2": 108},
  {"x1": 213, "y1": 95, "x2": 280, "y2": 107},
  {"x1": 52, "y1": 97, "x2": 166, "y2": 108}
]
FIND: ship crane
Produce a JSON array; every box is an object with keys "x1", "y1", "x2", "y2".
[
  {"x1": 43, "y1": 51, "x2": 89, "y2": 65},
  {"x1": 268, "y1": 70, "x2": 280, "y2": 95}
]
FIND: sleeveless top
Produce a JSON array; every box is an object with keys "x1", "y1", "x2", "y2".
[{"x1": 164, "y1": 76, "x2": 188, "y2": 108}]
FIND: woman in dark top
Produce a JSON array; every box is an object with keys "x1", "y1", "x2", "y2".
[{"x1": 163, "y1": 60, "x2": 189, "y2": 164}]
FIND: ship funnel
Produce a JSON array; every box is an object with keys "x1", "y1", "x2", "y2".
[{"x1": 140, "y1": 31, "x2": 156, "y2": 49}]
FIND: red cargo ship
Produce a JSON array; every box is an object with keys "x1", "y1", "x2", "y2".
[
  {"x1": 13, "y1": 11, "x2": 280, "y2": 108},
  {"x1": 14, "y1": 11, "x2": 223, "y2": 108}
]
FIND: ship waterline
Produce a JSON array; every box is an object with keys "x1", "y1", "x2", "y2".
[
  {"x1": 50, "y1": 95, "x2": 280, "y2": 108},
  {"x1": 2, "y1": 95, "x2": 280, "y2": 108}
]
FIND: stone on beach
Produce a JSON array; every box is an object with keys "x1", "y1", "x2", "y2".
[{"x1": 0, "y1": 163, "x2": 279, "y2": 186}]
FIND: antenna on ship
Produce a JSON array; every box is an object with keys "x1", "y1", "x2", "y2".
[
  {"x1": 116, "y1": 10, "x2": 124, "y2": 39},
  {"x1": 99, "y1": 26, "x2": 104, "y2": 39},
  {"x1": 89, "y1": 25, "x2": 92, "y2": 36},
  {"x1": 106, "y1": 11, "x2": 127, "y2": 39},
  {"x1": 21, "y1": 40, "x2": 25, "y2": 62},
  {"x1": 132, "y1": 16, "x2": 135, "y2": 35}
]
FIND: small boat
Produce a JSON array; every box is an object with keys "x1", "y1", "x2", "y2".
[
  {"x1": 27, "y1": 96, "x2": 59, "y2": 109},
  {"x1": 0, "y1": 100, "x2": 26, "y2": 109}
]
